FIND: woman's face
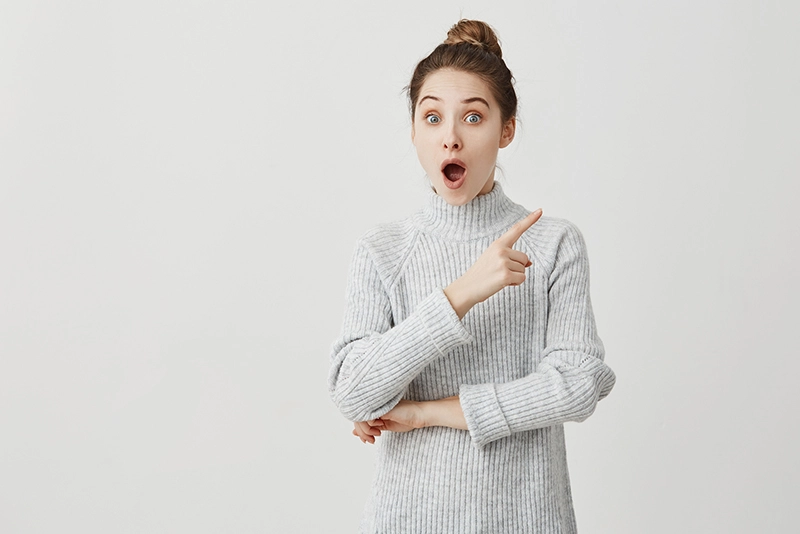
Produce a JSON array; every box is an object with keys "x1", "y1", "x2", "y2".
[{"x1": 412, "y1": 69, "x2": 515, "y2": 206}]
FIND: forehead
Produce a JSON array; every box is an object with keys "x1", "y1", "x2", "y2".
[{"x1": 417, "y1": 69, "x2": 494, "y2": 105}]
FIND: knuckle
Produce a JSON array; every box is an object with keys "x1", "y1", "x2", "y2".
[{"x1": 506, "y1": 271, "x2": 525, "y2": 285}]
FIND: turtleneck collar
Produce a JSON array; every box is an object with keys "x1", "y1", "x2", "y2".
[{"x1": 411, "y1": 181, "x2": 524, "y2": 241}]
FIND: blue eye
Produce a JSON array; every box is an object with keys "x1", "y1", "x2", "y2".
[
  {"x1": 425, "y1": 114, "x2": 440, "y2": 124},
  {"x1": 466, "y1": 113, "x2": 481, "y2": 123}
]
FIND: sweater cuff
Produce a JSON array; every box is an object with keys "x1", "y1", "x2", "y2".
[
  {"x1": 459, "y1": 382, "x2": 512, "y2": 448},
  {"x1": 416, "y1": 288, "x2": 474, "y2": 354}
]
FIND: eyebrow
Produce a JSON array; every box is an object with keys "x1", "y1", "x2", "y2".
[{"x1": 418, "y1": 95, "x2": 491, "y2": 108}]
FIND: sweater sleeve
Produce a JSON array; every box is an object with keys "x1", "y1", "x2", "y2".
[
  {"x1": 458, "y1": 222, "x2": 616, "y2": 448},
  {"x1": 329, "y1": 238, "x2": 474, "y2": 422}
]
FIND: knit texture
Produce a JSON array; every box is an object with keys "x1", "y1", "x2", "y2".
[{"x1": 328, "y1": 181, "x2": 616, "y2": 533}]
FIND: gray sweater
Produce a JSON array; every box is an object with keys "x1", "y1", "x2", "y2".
[{"x1": 328, "y1": 181, "x2": 616, "y2": 533}]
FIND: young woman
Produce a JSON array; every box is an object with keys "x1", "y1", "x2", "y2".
[{"x1": 328, "y1": 19, "x2": 616, "y2": 533}]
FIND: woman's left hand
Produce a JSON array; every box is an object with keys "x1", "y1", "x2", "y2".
[
  {"x1": 352, "y1": 420, "x2": 382, "y2": 444},
  {"x1": 373, "y1": 399, "x2": 427, "y2": 433},
  {"x1": 352, "y1": 396, "x2": 467, "y2": 441}
]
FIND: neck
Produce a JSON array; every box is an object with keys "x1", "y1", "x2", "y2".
[{"x1": 413, "y1": 181, "x2": 523, "y2": 241}]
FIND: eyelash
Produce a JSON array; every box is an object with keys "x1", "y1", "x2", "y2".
[{"x1": 423, "y1": 113, "x2": 483, "y2": 124}]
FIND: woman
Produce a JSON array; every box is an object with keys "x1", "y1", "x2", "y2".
[{"x1": 328, "y1": 19, "x2": 616, "y2": 533}]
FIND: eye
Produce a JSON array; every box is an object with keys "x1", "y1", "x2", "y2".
[
  {"x1": 465, "y1": 113, "x2": 481, "y2": 124},
  {"x1": 425, "y1": 114, "x2": 441, "y2": 124}
]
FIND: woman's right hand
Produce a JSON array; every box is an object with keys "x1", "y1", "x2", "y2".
[{"x1": 445, "y1": 209, "x2": 542, "y2": 318}]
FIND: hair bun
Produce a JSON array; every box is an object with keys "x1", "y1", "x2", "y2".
[{"x1": 443, "y1": 19, "x2": 503, "y2": 58}]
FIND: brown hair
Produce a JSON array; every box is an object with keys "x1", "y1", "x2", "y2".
[{"x1": 407, "y1": 19, "x2": 517, "y2": 123}]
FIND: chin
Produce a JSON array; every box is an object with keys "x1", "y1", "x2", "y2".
[{"x1": 437, "y1": 184, "x2": 478, "y2": 205}]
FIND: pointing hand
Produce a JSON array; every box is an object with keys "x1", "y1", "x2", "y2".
[{"x1": 450, "y1": 209, "x2": 542, "y2": 309}]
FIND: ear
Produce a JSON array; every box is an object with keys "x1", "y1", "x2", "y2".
[
  {"x1": 410, "y1": 121, "x2": 416, "y2": 145},
  {"x1": 499, "y1": 117, "x2": 516, "y2": 148}
]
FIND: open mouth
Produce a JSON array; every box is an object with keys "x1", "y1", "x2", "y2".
[{"x1": 442, "y1": 163, "x2": 466, "y2": 182}]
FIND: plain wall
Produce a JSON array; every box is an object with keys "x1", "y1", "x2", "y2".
[{"x1": 1, "y1": 1, "x2": 798, "y2": 532}]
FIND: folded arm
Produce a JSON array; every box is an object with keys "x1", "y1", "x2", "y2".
[
  {"x1": 458, "y1": 222, "x2": 616, "y2": 448},
  {"x1": 328, "y1": 239, "x2": 474, "y2": 422}
]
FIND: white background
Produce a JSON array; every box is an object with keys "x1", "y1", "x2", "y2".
[{"x1": 1, "y1": 1, "x2": 798, "y2": 532}]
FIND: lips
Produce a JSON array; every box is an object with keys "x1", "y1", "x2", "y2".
[{"x1": 441, "y1": 158, "x2": 467, "y2": 182}]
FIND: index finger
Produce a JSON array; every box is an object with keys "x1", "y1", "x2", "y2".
[{"x1": 497, "y1": 209, "x2": 542, "y2": 246}]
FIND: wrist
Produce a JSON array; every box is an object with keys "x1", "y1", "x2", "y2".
[{"x1": 444, "y1": 280, "x2": 475, "y2": 320}]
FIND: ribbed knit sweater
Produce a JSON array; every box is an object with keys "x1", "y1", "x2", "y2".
[{"x1": 328, "y1": 181, "x2": 616, "y2": 533}]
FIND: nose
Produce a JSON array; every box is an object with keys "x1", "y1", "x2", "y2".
[{"x1": 443, "y1": 123, "x2": 462, "y2": 150}]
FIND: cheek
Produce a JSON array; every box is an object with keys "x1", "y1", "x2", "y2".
[
  {"x1": 473, "y1": 142, "x2": 500, "y2": 169},
  {"x1": 415, "y1": 137, "x2": 436, "y2": 159},
  {"x1": 414, "y1": 143, "x2": 435, "y2": 167},
  {"x1": 475, "y1": 139, "x2": 497, "y2": 157}
]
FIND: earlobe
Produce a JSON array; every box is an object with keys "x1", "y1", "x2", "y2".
[{"x1": 499, "y1": 118, "x2": 516, "y2": 148}]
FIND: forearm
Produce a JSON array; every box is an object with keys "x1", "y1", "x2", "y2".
[
  {"x1": 330, "y1": 289, "x2": 473, "y2": 421},
  {"x1": 421, "y1": 395, "x2": 468, "y2": 431},
  {"x1": 458, "y1": 351, "x2": 616, "y2": 448}
]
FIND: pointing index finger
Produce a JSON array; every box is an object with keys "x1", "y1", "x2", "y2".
[{"x1": 498, "y1": 209, "x2": 543, "y2": 246}]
